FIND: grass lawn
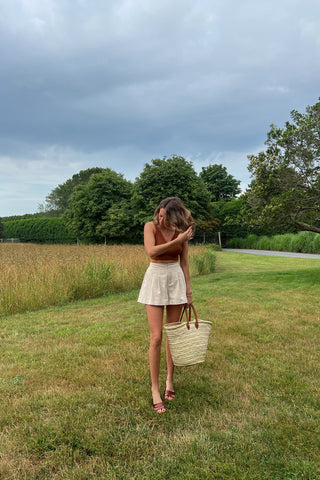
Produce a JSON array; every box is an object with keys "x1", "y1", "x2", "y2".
[{"x1": 1, "y1": 252, "x2": 319, "y2": 479}]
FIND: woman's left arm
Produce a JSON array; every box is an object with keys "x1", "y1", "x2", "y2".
[{"x1": 180, "y1": 241, "x2": 193, "y2": 305}]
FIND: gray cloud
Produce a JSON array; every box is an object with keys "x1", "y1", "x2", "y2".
[{"x1": 1, "y1": 0, "x2": 320, "y2": 215}]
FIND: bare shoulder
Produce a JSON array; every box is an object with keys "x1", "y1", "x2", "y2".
[{"x1": 144, "y1": 221, "x2": 155, "y2": 232}]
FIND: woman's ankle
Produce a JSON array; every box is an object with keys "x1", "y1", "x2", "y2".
[
  {"x1": 166, "y1": 378, "x2": 174, "y2": 391},
  {"x1": 151, "y1": 387, "x2": 162, "y2": 402}
]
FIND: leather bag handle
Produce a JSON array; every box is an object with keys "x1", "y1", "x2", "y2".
[{"x1": 179, "y1": 304, "x2": 199, "y2": 330}]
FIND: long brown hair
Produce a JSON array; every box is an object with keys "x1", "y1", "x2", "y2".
[{"x1": 154, "y1": 197, "x2": 193, "y2": 232}]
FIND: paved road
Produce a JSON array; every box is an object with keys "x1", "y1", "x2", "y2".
[{"x1": 222, "y1": 248, "x2": 320, "y2": 259}]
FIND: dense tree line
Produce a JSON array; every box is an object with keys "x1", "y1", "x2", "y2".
[
  {"x1": 0, "y1": 217, "x2": 4, "y2": 239},
  {"x1": 2, "y1": 156, "x2": 241, "y2": 244},
  {"x1": 3, "y1": 98, "x2": 319, "y2": 245},
  {"x1": 62, "y1": 156, "x2": 236, "y2": 244},
  {"x1": 63, "y1": 96, "x2": 320, "y2": 244}
]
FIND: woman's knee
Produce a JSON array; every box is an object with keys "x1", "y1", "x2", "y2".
[{"x1": 150, "y1": 333, "x2": 162, "y2": 349}]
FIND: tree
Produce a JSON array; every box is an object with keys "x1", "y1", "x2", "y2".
[
  {"x1": 200, "y1": 164, "x2": 241, "y2": 201},
  {"x1": 43, "y1": 167, "x2": 106, "y2": 215},
  {"x1": 211, "y1": 198, "x2": 254, "y2": 242},
  {"x1": 96, "y1": 200, "x2": 137, "y2": 243},
  {"x1": 132, "y1": 155, "x2": 213, "y2": 228},
  {"x1": 0, "y1": 217, "x2": 4, "y2": 239},
  {"x1": 246, "y1": 99, "x2": 320, "y2": 233},
  {"x1": 64, "y1": 169, "x2": 133, "y2": 242},
  {"x1": 195, "y1": 218, "x2": 219, "y2": 243}
]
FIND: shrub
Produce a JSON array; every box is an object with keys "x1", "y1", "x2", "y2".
[
  {"x1": 255, "y1": 236, "x2": 272, "y2": 250},
  {"x1": 312, "y1": 234, "x2": 320, "y2": 253},
  {"x1": 190, "y1": 249, "x2": 216, "y2": 276},
  {"x1": 291, "y1": 231, "x2": 316, "y2": 253},
  {"x1": 226, "y1": 231, "x2": 320, "y2": 254},
  {"x1": 4, "y1": 217, "x2": 76, "y2": 244}
]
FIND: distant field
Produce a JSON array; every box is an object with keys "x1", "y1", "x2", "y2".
[
  {"x1": 0, "y1": 252, "x2": 319, "y2": 479},
  {"x1": 0, "y1": 243, "x2": 215, "y2": 316}
]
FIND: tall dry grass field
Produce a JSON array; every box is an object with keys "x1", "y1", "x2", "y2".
[{"x1": 0, "y1": 243, "x2": 214, "y2": 316}]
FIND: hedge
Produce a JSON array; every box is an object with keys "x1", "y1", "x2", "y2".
[
  {"x1": 3, "y1": 217, "x2": 76, "y2": 244},
  {"x1": 226, "y1": 231, "x2": 320, "y2": 254}
]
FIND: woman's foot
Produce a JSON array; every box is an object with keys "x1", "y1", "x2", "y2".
[
  {"x1": 153, "y1": 401, "x2": 166, "y2": 414},
  {"x1": 164, "y1": 381, "x2": 175, "y2": 401},
  {"x1": 152, "y1": 390, "x2": 165, "y2": 413},
  {"x1": 164, "y1": 389, "x2": 175, "y2": 401}
]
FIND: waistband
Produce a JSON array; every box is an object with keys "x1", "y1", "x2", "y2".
[{"x1": 148, "y1": 262, "x2": 180, "y2": 270}]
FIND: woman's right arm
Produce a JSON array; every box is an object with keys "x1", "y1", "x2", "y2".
[{"x1": 143, "y1": 222, "x2": 192, "y2": 258}]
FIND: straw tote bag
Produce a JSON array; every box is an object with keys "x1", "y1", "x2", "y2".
[{"x1": 164, "y1": 304, "x2": 212, "y2": 366}]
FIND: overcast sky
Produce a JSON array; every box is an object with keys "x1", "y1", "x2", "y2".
[{"x1": 1, "y1": 0, "x2": 319, "y2": 217}]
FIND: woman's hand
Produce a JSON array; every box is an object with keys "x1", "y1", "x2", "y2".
[{"x1": 177, "y1": 226, "x2": 193, "y2": 243}]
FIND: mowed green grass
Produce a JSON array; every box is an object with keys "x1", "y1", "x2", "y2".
[{"x1": 0, "y1": 252, "x2": 319, "y2": 479}]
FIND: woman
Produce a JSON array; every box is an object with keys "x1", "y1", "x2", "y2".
[{"x1": 138, "y1": 197, "x2": 194, "y2": 414}]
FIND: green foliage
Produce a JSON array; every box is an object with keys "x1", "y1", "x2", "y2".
[
  {"x1": 96, "y1": 200, "x2": 137, "y2": 243},
  {"x1": 246, "y1": 99, "x2": 320, "y2": 233},
  {"x1": 227, "y1": 231, "x2": 320, "y2": 253},
  {"x1": 290, "y1": 231, "x2": 320, "y2": 253},
  {"x1": 43, "y1": 167, "x2": 107, "y2": 214},
  {"x1": 131, "y1": 155, "x2": 213, "y2": 226},
  {"x1": 0, "y1": 217, "x2": 4, "y2": 239},
  {"x1": 3, "y1": 217, "x2": 76, "y2": 243},
  {"x1": 2, "y1": 212, "x2": 57, "y2": 222},
  {"x1": 8, "y1": 156, "x2": 243, "y2": 245},
  {"x1": 190, "y1": 249, "x2": 217, "y2": 275},
  {"x1": 206, "y1": 243, "x2": 222, "y2": 251},
  {"x1": 70, "y1": 259, "x2": 112, "y2": 299},
  {"x1": 195, "y1": 218, "x2": 220, "y2": 243},
  {"x1": 200, "y1": 163, "x2": 241, "y2": 201},
  {"x1": 64, "y1": 169, "x2": 134, "y2": 243},
  {"x1": 212, "y1": 198, "x2": 249, "y2": 243}
]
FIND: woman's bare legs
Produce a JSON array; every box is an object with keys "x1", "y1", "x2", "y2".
[
  {"x1": 146, "y1": 305, "x2": 165, "y2": 409},
  {"x1": 165, "y1": 304, "x2": 183, "y2": 399}
]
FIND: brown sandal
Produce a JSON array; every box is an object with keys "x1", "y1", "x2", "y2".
[
  {"x1": 164, "y1": 390, "x2": 175, "y2": 401},
  {"x1": 153, "y1": 401, "x2": 166, "y2": 413}
]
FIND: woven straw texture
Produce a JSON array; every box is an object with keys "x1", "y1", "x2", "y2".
[{"x1": 164, "y1": 319, "x2": 212, "y2": 366}]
